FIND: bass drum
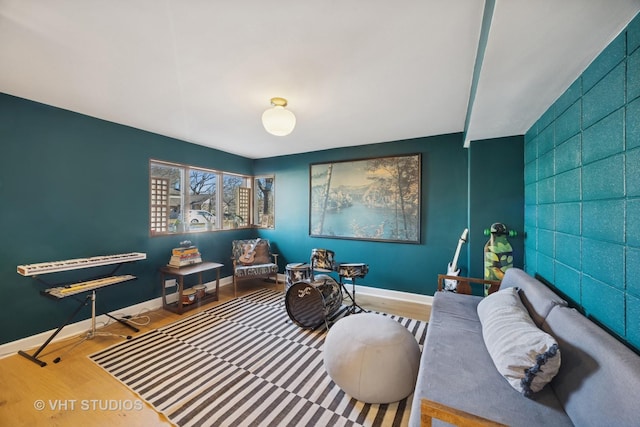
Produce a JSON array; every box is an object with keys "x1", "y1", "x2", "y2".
[{"x1": 285, "y1": 275, "x2": 342, "y2": 329}]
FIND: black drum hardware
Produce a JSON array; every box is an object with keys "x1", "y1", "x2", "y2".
[
  {"x1": 337, "y1": 262, "x2": 369, "y2": 314},
  {"x1": 284, "y1": 248, "x2": 369, "y2": 330}
]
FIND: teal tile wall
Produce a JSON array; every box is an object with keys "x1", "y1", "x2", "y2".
[
  {"x1": 628, "y1": 294, "x2": 640, "y2": 346},
  {"x1": 538, "y1": 229, "x2": 555, "y2": 256},
  {"x1": 581, "y1": 239, "x2": 625, "y2": 289},
  {"x1": 555, "y1": 79, "x2": 582, "y2": 114},
  {"x1": 628, "y1": 199, "x2": 640, "y2": 246},
  {"x1": 628, "y1": 14, "x2": 640, "y2": 53},
  {"x1": 628, "y1": 48, "x2": 640, "y2": 101},
  {"x1": 581, "y1": 109, "x2": 624, "y2": 163},
  {"x1": 555, "y1": 101, "x2": 581, "y2": 144},
  {"x1": 538, "y1": 124, "x2": 555, "y2": 155},
  {"x1": 554, "y1": 262, "x2": 581, "y2": 302},
  {"x1": 628, "y1": 247, "x2": 640, "y2": 295},
  {"x1": 524, "y1": 12, "x2": 640, "y2": 351},
  {"x1": 582, "y1": 33, "x2": 626, "y2": 92},
  {"x1": 538, "y1": 177, "x2": 555, "y2": 203},
  {"x1": 537, "y1": 253, "x2": 555, "y2": 281},
  {"x1": 582, "y1": 63, "x2": 625, "y2": 128},
  {"x1": 555, "y1": 202, "x2": 581, "y2": 235},
  {"x1": 538, "y1": 150, "x2": 555, "y2": 179},
  {"x1": 628, "y1": 97, "x2": 640, "y2": 148},
  {"x1": 556, "y1": 233, "x2": 581, "y2": 268},
  {"x1": 582, "y1": 275, "x2": 625, "y2": 336},
  {"x1": 628, "y1": 147, "x2": 640, "y2": 196},
  {"x1": 582, "y1": 155, "x2": 625, "y2": 200},
  {"x1": 537, "y1": 204, "x2": 555, "y2": 230},
  {"x1": 582, "y1": 200, "x2": 625, "y2": 242},
  {"x1": 555, "y1": 169, "x2": 580, "y2": 202},
  {"x1": 555, "y1": 134, "x2": 581, "y2": 173}
]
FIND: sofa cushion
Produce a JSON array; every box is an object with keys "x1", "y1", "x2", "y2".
[
  {"x1": 543, "y1": 306, "x2": 640, "y2": 427},
  {"x1": 477, "y1": 287, "x2": 561, "y2": 396},
  {"x1": 409, "y1": 291, "x2": 572, "y2": 427},
  {"x1": 499, "y1": 268, "x2": 567, "y2": 326}
]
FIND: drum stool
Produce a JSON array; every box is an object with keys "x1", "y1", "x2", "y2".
[{"x1": 323, "y1": 313, "x2": 420, "y2": 404}]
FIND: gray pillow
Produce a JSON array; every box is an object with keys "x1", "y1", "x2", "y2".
[{"x1": 477, "y1": 287, "x2": 561, "y2": 397}]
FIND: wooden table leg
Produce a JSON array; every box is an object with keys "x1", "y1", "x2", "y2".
[
  {"x1": 177, "y1": 277, "x2": 184, "y2": 314},
  {"x1": 215, "y1": 268, "x2": 220, "y2": 300},
  {"x1": 161, "y1": 272, "x2": 167, "y2": 309}
]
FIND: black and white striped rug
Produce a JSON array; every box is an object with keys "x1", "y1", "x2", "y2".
[{"x1": 90, "y1": 289, "x2": 428, "y2": 427}]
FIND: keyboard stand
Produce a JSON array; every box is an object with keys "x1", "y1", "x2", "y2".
[
  {"x1": 16, "y1": 255, "x2": 145, "y2": 367},
  {"x1": 18, "y1": 294, "x2": 91, "y2": 367},
  {"x1": 50, "y1": 289, "x2": 136, "y2": 364}
]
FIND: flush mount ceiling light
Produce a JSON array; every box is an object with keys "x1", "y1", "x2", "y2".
[{"x1": 261, "y1": 97, "x2": 296, "y2": 136}]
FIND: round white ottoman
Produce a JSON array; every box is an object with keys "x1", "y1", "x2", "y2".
[{"x1": 323, "y1": 313, "x2": 421, "y2": 404}]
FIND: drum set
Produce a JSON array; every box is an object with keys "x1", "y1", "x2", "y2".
[{"x1": 284, "y1": 248, "x2": 369, "y2": 330}]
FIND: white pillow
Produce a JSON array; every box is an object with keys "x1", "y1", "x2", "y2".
[{"x1": 477, "y1": 287, "x2": 561, "y2": 396}]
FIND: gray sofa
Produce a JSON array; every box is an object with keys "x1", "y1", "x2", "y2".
[{"x1": 409, "y1": 268, "x2": 640, "y2": 427}]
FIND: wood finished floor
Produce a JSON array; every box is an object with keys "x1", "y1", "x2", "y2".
[{"x1": 0, "y1": 280, "x2": 430, "y2": 427}]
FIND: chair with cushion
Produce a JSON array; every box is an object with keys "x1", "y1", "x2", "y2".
[{"x1": 231, "y1": 238, "x2": 279, "y2": 297}]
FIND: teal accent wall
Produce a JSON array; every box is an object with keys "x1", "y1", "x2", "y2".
[
  {"x1": 254, "y1": 134, "x2": 524, "y2": 296},
  {"x1": 254, "y1": 135, "x2": 469, "y2": 295},
  {"x1": 524, "y1": 12, "x2": 640, "y2": 351},
  {"x1": 468, "y1": 136, "x2": 525, "y2": 280},
  {"x1": 0, "y1": 95, "x2": 525, "y2": 346},
  {"x1": 0, "y1": 94, "x2": 254, "y2": 345}
]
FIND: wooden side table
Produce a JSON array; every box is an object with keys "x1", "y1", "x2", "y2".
[{"x1": 160, "y1": 262, "x2": 223, "y2": 314}]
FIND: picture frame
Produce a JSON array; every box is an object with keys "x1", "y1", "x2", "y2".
[{"x1": 309, "y1": 153, "x2": 421, "y2": 243}]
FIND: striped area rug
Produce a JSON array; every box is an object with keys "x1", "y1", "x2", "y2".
[{"x1": 90, "y1": 289, "x2": 428, "y2": 427}]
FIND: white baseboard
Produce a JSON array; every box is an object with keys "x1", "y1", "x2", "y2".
[
  {"x1": 0, "y1": 296, "x2": 164, "y2": 360},
  {"x1": 277, "y1": 273, "x2": 433, "y2": 305},
  {"x1": 0, "y1": 277, "x2": 233, "y2": 360},
  {"x1": 1, "y1": 274, "x2": 430, "y2": 360},
  {"x1": 354, "y1": 283, "x2": 434, "y2": 305}
]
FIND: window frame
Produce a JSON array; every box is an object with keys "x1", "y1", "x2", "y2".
[
  {"x1": 149, "y1": 159, "x2": 268, "y2": 236},
  {"x1": 253, "y1": 175, "x2": 276, "y2": 229}
]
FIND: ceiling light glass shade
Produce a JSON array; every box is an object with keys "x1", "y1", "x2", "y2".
[{"x1": 262, "y1": 97, "x2": 296, "y2": 136}]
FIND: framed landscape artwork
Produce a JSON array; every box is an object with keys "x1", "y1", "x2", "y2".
[{"x1": 309, "y1": 154, "x2": 421, "y2": 243}]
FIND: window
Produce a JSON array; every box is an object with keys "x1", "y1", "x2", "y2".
[
  {"x1": 150, "y1": 177, "x2": 170, "y2": 232},
  {"x1": 150, "y1": 160, "x2": 262, "y2": 235},
  {"x1": 188, "y1": 168, "x2": 217, "y2": 231},
  {"x1": 150, "y1": 162, "x2": 183, "y2": 234},
  {"x1": 222, "y1": 173, "x2": 250, "y2": 229},
  {"x1": 254, "y1": 176, "x2": 275, "y2": 228}
]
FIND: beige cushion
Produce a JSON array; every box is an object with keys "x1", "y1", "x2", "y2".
[
  {"x1": 477, "y1": 287, "x2": 561, "y2": 396},
  {"x1": 252, "y1": 239, "x2": 272, "y2": 264},
  {"x1": 323, "y1": 313, "x2": 420, "y2": 403}
]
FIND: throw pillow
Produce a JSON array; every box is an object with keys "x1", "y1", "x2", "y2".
[
  {"x1": 252, "y1": 239, "x2": 272, "y2": 265},
  {"x1": 477, "y1": 287, "x2": 561, "y2": 397}
]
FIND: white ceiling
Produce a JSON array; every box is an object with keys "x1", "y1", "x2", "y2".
[{"x1": 1, "y1": 1, "x2": 639, "y2": 159}]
